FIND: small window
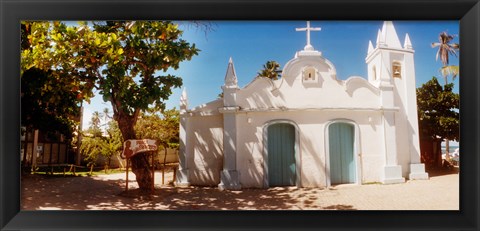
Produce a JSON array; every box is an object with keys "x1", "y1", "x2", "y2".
[
  {"x1": 372, "y1": 66, "x2": 377, "y2": 80},
  {"x1": 392, "y1": 62, "x2": 401, "y2": 78},
  {"x1": 303, "y1": 66, "x2": 317, "y2": 83}
]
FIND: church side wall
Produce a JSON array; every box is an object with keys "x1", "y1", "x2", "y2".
[
  {"x1": 234, "y1": 113, "x2": 266, "y2": 188},
  {"x1": 186, "y1": 115, "x2": 224, "y2": 186},
  {"x1": 235, "y1": 110, "x2": 385, "y2": 188}
]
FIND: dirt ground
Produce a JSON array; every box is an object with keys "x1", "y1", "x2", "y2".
[{"x1": 21, "y1": 167, "x2": 459, "y2": 210}]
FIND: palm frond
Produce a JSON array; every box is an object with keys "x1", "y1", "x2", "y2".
[
  {"x1": 440, "y1": 65, "x2": 459, "y2": 80},
  {"x1": 431, "y1": 42, "x2": 441, "y2": 48},
  {"x1": 433, "y1": 31, "x2": 459, "y2": 67}
]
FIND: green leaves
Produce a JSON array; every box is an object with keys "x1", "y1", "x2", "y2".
[
  {"x1": 440, "y1": 65, "x2": 459, "y2": 81},
  {"x1": 88, "y1": 21, "x2": 199, "y2": 116},
  {"x1": 21, "y1": 67, "x2": 82, "y2": 138},
  {"x1": 117, "y1": 48, "x2": 124, "y2": 55},
  {"x1": 257, "y1": 60, "x2": 281, "y2": 80},
  {"x1": 431, "y1": 32, "x2": 459, "y2": 66},
  {"x1": 81, "y1": 112, "x2": 123, "y2": 167},
  {"x1": 23, "y1": 21, "x2": 200, "y2": 114},
  {"x1": 22, "y1": 21, "x2": 200, "y2": 189},
  {"x1": 417, "y1": 77, "x2": 459, "y2": 142},
  {"x1": 135, "y1": 108, "x2": 180, "y2": 150}
]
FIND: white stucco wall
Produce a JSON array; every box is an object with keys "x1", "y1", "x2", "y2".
[
  {"x1": 231, "y1": 52, "x2": 388, "y2": 188},
  {"x1": 183, "y1": 50, "x2": 407, "y2": 187},
  {"x1": 237, "y1": 54, "x2": 381, "y2": 111},
  {"x1": 180, "y1": 21, "x2": 425, "y2": 188},
  {"x1": 235, "y1": 109, "x2": 385, "y2": 188},
  {"x1": 184, "y1": 100, "x2": 224, "y2": 186}
]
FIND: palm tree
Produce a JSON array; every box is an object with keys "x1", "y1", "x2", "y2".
[
  {"x1": 89, "y1": 111, "x2": 102, "y2": 136},
  {"x1": 102, "y1": 107, "x2": 111, "y2": 125},
  {"x1": 256, "y1": 61, "x2": 281, "y2": 80},
  {"x1": 91, "y1": 111, "x2": 101, "y2": 128},
  {"x1": 431, "y1": 32, "x2": 460, "y2": 85},
  {"x1": 431, "y1": 31, "x2": 460, "y2": 162},
  {"x1": 103, "y1": 108, "x2": 110, "y2": 122},
  {"x1": 440, "y1": 65, "x2": 459, "y2": 81},
  {"x1": 102, "y1": 108, "x2": 111, "y2": 136}
]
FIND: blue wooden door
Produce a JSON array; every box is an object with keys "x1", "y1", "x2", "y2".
[
  {"x1": 329, "y1": 123, "x2": 355, "y2": 184},
  {"x1": 268, "y1": 123, "x2": 296, "y2": 186}
]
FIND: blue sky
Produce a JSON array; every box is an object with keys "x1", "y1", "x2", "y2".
[{"x1": 82, "y1": 20, "x2": 460, "y2": 145}]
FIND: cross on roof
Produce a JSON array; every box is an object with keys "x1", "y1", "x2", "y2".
[{"x1": 296, "y1": 21, "x2": 321, "y2": 51}]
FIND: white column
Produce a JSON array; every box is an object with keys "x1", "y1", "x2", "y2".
[
  {"x1": 176, "y1": 88, "x2": 191, "y2": 186},
  {"x1": 379, "y1": 67, "x2": 405, "y2": 184},
  {"x1": 218, "y1": 108, "x2": 241, "y2": 190},
  {"x1": 381, "y1": 111, "x2": 405, "y2": 184},
  {"x1": 218, "y1": 58, "x2": 241, "y2": 190},
  {"x1": 175, "y1": 113, "x2": 190, "y2": 186},
  {"x1": 403, "y1": 47, "x2": 429, "y2": 180}
]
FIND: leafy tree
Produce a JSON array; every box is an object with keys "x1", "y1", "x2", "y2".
[
  {"x1": 417, "y1": 77, "x2": 459, "y2": 166},
  {"x1": 256, "y1": 61, "x2": 281, "y2": 80},
  {"x1": 80, "y1": 136, "x2": 104, "y2": 171},
  {"x1": 21, "y1": 68, "x2": 81, "y2": 140},
  {"x1": 135, "y1": 108, "x2": 180, "y2": 184},
  {"x1": 135, "y1": 111, "x2": 163, "y2": 142},
  {"x1": 81, "y1": 111, "x2": 105, "y2": 167},
  {"x1": 81, "y1": 115, "x2": 122, "y2": 172},
  {"x1": 23, "y1": 21, "x2": 198, "y2": 191},
  {"x1": 101, "y1": 120, "x2": 123, "y2": 170},
  {"x1": 21, "y1": 22, "x2": 85, "y2": 147},
  {"x1": 159, "y1": 108, "x2": 180, "y2": 150}
]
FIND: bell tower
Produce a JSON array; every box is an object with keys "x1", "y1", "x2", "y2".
[{"x1": 365, "y1": 21, "x2": 428, "y2": 183}]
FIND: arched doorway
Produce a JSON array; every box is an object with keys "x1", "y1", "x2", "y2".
[
  {"x1": 328, "y1": 122, "x2": 356, "y2": 185},
  {"x1": 267, "y1": 123, "x2": 296, "y2": 186}
]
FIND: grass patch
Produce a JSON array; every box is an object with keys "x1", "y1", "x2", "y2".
[{"x1": 28, "y1": 166, "x2": 126, "y2": 177}]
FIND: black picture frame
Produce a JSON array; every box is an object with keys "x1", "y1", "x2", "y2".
[{"x1": 1, "y1": 0, "x2": 479, "y2": 230}]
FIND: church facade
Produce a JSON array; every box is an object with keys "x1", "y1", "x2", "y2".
[{"x1": 176, "y1": 21, "x2": 429, "y2": 189}]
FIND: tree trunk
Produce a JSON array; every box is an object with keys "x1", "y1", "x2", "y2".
[
  {"x1": 443, "y1": 77, "x2": 451, "y2": 162},
  {"x1": 162, "y1": 146, "x2": 167, "y2": 184},
  {"x1": 116, "y1": 112, "x2": 153, "y2": 191}
]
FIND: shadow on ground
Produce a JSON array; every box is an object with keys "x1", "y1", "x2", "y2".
[
  {"x1": 22, "y1": 174, "x2": 130, "y2": 210},
  {"x1": 21, "y1": 174, "x2": 355, "y2": 210},
  {"x1": 426, "y1": 165, "x2": 459, "y2": 177}
]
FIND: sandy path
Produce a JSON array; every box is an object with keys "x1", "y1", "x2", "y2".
[{"x1": 21, "y1": 169, "x2": 459, "y2": 210}]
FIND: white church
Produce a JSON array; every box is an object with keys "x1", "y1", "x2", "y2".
[{"x1": 176, "y1": 21, "x2": 429, "y2": 190}]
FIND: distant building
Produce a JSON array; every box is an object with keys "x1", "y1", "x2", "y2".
[
  {"x1": 177, "y1": 21, "x2": 429, "y2": 189},
  {"x1": 21, "y1": 106, "x2": 83, "y2": 168},
  {"x1": 21, "y1": 128, "x2": 74, "y2": 167}
]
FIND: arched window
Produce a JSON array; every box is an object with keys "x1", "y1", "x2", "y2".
[
  {"x1": 372, "y1": 65, "x2": 377, "y2": 80},
  {"x1": 392, "y1": 61, "x2": 402, "y2": 78}
]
